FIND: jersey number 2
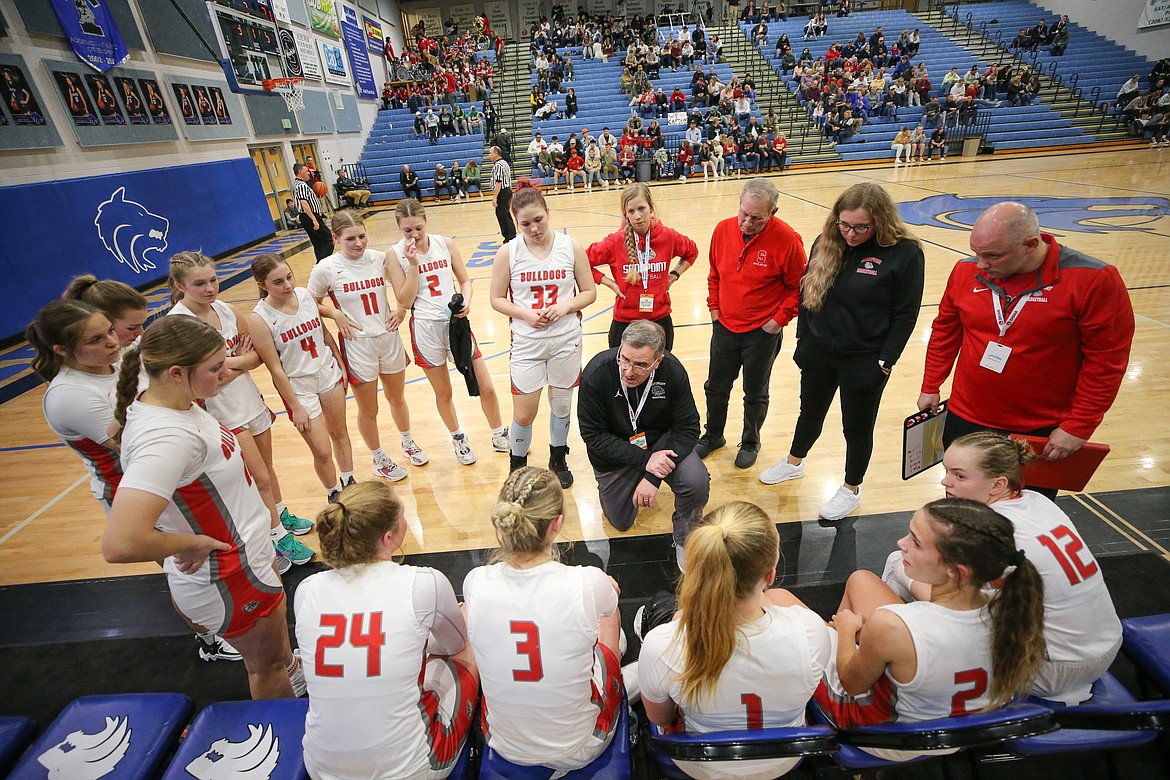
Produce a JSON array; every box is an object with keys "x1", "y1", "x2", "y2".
[
  {"x1": 530, "y1": 285, "x2": 558, "y2": 309},
  {"x1": 426, "y1": 274, "x2": 443, "y2": 297},
  {"x1": 315, "y1": 612, "x2": 385, "y2": 678},
  {"x1": 510, "y1": 620, "x2": 544, "y2": 682},
  {"x1": 1038, "y1": 525, "x2": 1098, "y2": 586},
  {"x1": 950, "y1": 668, "x2": 988, "y2": 716}
]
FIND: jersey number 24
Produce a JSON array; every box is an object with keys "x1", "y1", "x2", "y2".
[{"x1": 315, "y1": 612, "x2": 385, "y2": 677}]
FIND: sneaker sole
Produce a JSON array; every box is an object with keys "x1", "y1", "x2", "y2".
[
  {"x1": 281, "y1": 521, "x2": 315, "y2": 536},
  {"x1": 199, "y1": 649, "x2": 244, "y2": 662},
  {"x1": 373, "y1": 465, "x2": 409, "y2": 482},
  {"x1": 403, "y1": 453, "x2": 430, "y2": 466},
  {"x1": 819, "y1": 501, "x2": 863, "y2": 521},
  {"x1": 759, "y1": 469, "x2": 804, "y2": 485}
]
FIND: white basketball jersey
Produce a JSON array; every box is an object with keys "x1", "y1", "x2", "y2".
[
  {"x1": 253, "y1": 288, "x2": 331, "y2": 379},
  {"x1": 392, "y1": 234, "x2": 456, "y2": 321},
  {"x1": 118, "y1": 401, "x2": 276, "y2": 588},
  {"x1": 876, "y1": 602, "x2": 993, "y2": 721},
  {"x1": 464, "y1": 561, "x2": 618, "y2": 765},
  {"x1": 307, "y1": 250, "x2": 393, "y2": 338},
  {"x1": 169, "y1": 300, "x2": 267, "y2": 430},
  {"x1": 42, "y1": 366, "x2": 121, "y2": 502},
  {"x1": 992, "y1": 491, "x2": 1121, "y2": 662},
  {"x1": 507, "y1": 231, "x2": 580, "y2": 340},
  {"x1": 296, "y1": 562, "x2": 456, "y2": 779}
]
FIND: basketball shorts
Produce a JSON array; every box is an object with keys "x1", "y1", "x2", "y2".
[
  {"x1": 509, "y1": 329, "x2": 582, "y2": 395},
  {"x1": 233, "y1": 406, "x2": 276, "y2": 437},
  {"x1": 410, "y1": 317, "x2": 483, "y2": 369},
  {"x1": 167, "y1": 551, "x2": 285, "y2": 638},
  {"x1": 287, "y1": 359, "x2": 343, "y2": 420},
  {"x1": 338, "y1": 331, "x2": 408, "y2": 384},
  {"x1": 1030, "y1": 634, "x2": 1122, "y2": 705}
]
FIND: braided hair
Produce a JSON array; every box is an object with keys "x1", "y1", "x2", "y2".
[
  {"x1": 490, "y1": 467, "x2": 564, "y2": 563},
  {"x1": 620, "y1": 183, "x2": 657, "y2": 285}
]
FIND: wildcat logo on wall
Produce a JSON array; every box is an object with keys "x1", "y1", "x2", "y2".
[
  {"x1": 185, "y1": 723, "x2": 280, "y2": 779},
  {"x1": 898, "y1": 194, "x2": 1170, "y2": 235},
  {"x1": 36, "y1": 715, "x2": 131, "y2": 779},
  {"x1": 94, "y1": 187, "x2": 170, "y2": 274}
]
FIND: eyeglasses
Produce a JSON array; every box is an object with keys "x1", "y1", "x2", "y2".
[
  {"x1": 836, "y1": 220, "x2": 873, "y2": 234},
  {"x1": 617, "y1": 354, "x2": 657, "y2": 373}
]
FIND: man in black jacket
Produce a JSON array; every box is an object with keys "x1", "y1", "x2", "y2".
[{"x1": 577, "y1": 320, "x2": 709, "y2": 568}]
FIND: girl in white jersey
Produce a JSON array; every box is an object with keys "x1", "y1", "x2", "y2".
[
  {"x1": 296, "y1": 481, "x2": 480, "y2": 780},
  {"x1": 102, "y1": 315, "x2": 304, "y2": 699},
  {"x1": 168, "y1": 252, "x2": 315, "y2": 569},
  {"x1": 392, "y1": 199, "x2": 508, "y2": 465},
  {"x1": 308, "y1": 210, "x2": 426, "y2": 482},
  {"x1": 464, "y1": 467, "x2": 624, "y2": 771},
  {"x1": 639, "y1": 502, "x2": 831, "y2": 780},
  {"x1": 488, "y1": 180, "x2": 596, "y2": 488},
  {"x1": 63, "y1": 275, "x2": 149, "y2": 352},
  {"x1": 816, "y1": 499, "x2": 1046, "y2": 759},
  {"x1": 249, "y1": 254, "x2": 356, "y2": 503},
  {"x1": 883, "y1": 432, "x2": 1120, "y2": 705}
]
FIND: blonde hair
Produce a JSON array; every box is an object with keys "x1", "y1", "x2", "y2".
[
  {"x1": 168, "y1": 251, "x2": 216, "y2": 305},
  {"x1": 395, "y1": 198, "x2": 427, "y2": 222},
  {"x1": 490, "y1": 467, "x2": 564, "y2": 562},
  {"x1": 62, "y1": 275, "x2": 147, "y2": 319},
  {"x1": 951, "y1": 432, "x2": 1036, "y2": 494},
  {"x1": 802, "y1": 183, "x2": 918, "y2": 311},
  {"x1": 621, "y1": 183, "x2": 657, "y2": 285},
  {"x1": 330, "y1": 208, "x2": 364, "y2": 237},
  {"x1": 316, "y1": 481, "x2": 403, "y2": 568},
  {"x1": 676, "y1": 502, "x2": 779, "y2": 706}
]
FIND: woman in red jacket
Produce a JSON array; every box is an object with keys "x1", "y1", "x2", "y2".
[{"x1": 587, "y1": 183, "x2": 698, "y2": 351}]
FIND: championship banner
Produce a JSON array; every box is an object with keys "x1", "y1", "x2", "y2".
[
  {"x1": 1138, "y1": 0, "x2": 1170, "y2": 29},
  {"x1": 48, "y1": 0, "x2": 130, "y2": 73},
  {"x1": 363, "y1": 16, "x2": 384, "y2": 55},
  {"x1": 340, "y1": 5, "x2": 378, "y2": 98}
]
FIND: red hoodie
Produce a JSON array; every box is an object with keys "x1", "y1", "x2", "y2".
[
  {"x1": 588, "y1": 222, "x2": 699, "y2": 322},
  {"x1": 706, "y1": 215, "x2": 805, "y2": 333}
]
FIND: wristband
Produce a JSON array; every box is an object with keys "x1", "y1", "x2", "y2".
[{"x1": 669, "y1": 270, "x2": 681, "y2": 279}]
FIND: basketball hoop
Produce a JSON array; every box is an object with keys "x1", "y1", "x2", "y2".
[{"x1": 263, "y1": 77, "x2": 305, "y2": 112}]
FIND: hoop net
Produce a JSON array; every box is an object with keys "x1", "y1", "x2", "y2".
[{"x1": 264, "y1": 77, "x2": 305, "y2": 112}]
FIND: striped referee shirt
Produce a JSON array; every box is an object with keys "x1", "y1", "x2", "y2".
[
  {"x1": 293, "y1": 178, "x2": 324, "y2": 217},
  {"x1": 490, "y1": 157, "x2": 512, "y2": 190}
]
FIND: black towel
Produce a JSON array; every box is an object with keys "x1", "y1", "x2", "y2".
[{"x1": 448, "y1": 294, "x2": 480, "y2": 396}]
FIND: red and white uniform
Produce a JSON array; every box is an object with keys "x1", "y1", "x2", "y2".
[
  {"x1": 391, "y1": 234, "x2": 483, "y2": 369},
  {"x1": 296, "y1": 562, "x2": 477, "y2": 780},
  {"x1": 42, "y1": 366, "x2": 121, "y2": 506},
  {"x1": 307, "y1": 251, "x2": 408, "y2": 384},
  {"x1": 588, "y1": 222, "x2": 698, "y2": 323},
  {"x1": 464, "y1": 562, "x2": 622, "y2": 770},
  {"x1": 640, "y1": 606, "x2": 831, "y2": 780},
  {"x1": 253, "y1": 288, "x2": 342, "y2": 418},
  {"x1": 506, "y1": 232, "x2": 583, "y2": 394},
  {"x1": 118, "y1": 401, "x2": 282, "y2": 637},
  {"x1": 993, "y1": 490, "x2": 1121, "y2": 703},
  {"x1": 169, "y1": 300, "x2": 272, "y2": 434}
]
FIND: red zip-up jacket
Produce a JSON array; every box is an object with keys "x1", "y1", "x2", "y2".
[
  {"x1": 707, "y1": 215, "x2": 806, "y2": 333},
  {"x1": 922, "y1": 234, "x2": 1134, "y2": 438},
  {"x1": 588, "y1": 222, "x2": 699, "y2": 322}
]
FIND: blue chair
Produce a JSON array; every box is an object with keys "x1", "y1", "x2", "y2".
[
  {"x1": 161, "y1": 698, "x2": 310, "y2": 780},
  {"x1": 0, "y1": 717, "x2": 37, "y2": 777},
  {"x1": 479, "y1": 694, "x2": 630, "y2": 779},
  {"x1": 9, "y1": 693, "x2": 193, "y2": 780},
  {"x1": 810, "y1": 701, "x2": 1056, "y2": 773},
  {"x1": 1122, "y1": 614, "x2": 1170, "y2": 696},
  {"x1": 648, "y1": 723, "x2": 836, "y2": 779}
]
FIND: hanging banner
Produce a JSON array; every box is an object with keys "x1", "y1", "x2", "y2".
[
  {"x1": 340, "y1": 5, "x2": 378, "y2": 98},
  {"x1": 308, "y1": 0, "x2": 342, "y2": 38},
  {"x1": 482, "y1": 0, "x2": 512, "y2": 39},
  {"x1": 363, "y1": 16, "x2": 384, "y2": 55},
  {"x1": 1138, "y1": 0, "x2": 1170, "y2": 28},
  {"x1": 295, "y1": 30, "x2": 324, "y2": 80},
  {"x1": 318, "y1": 39, "x2": 351, "y2": 86},
  {"x1": 48, "y1": 0, "x2": 130, "y2": 73},
  {"x1": 449, "y1": 3, "x2": 476, "y2": 35}
]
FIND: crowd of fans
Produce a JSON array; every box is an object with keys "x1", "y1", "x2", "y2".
[{"x1": 1117, "y1": 59, "x2": 1170, "y2": 146}]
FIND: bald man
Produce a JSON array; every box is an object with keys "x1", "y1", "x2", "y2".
[{"x1": 918, "y1": 202, "x2": 1134, "y2": 478}]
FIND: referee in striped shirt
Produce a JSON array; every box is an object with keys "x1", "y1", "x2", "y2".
[
  {"x1": 489, "y1": 146, "x2": 516, "y2": 242},
  {"x1": 293, "y1": 163, "x2": 335, "y2": 261}
]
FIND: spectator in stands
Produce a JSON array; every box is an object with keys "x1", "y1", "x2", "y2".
[
  {"x1": 400, "y1": 164, "x2": 423, "y2": 200},
  {"x1": 837, "y1": 0, "x2": 851, "y2": 16},
  {"x1": 413, "y1": 111, "x2": 425, "y2": 139},
  {"x1": 450, "y1": 161, "x2": 467, "y2": 200},
  {"x1": 771, "y1": 132, "x2": 788, "y2": 172},
  {"x1": 601, "y1": 142, "x2": 619, "y2": 184},
  {"x1": 583, "y1": 140, "x2": 604, "y2": 190},
  {"x1": 909, "y1": 124, "x2": 926, "y2": 162},
  {"x1": 928, "y1": 124, "x2": 947, "y2": 161},
  {"x1": 433, "y1": 163, "x2": 456, "y2": 201},
  {"x1": 282, "y1": 198, "x2": 300, "y2": 230},
  {"x1": 528, "y1": 133, "x2": 549, "y2": 174},
  {"x1": 618, "y1": 143, "x2": 636, "y2": 184},
  {"x1": 438, "y1": 106, "x2": 456, "y2": 137},
  {"x1": 677, "y1": 139, "x2": 695, "y2": 180},
  {"x1": 891, "y1": 126, "x2": 911, "y2": 164},
  {"x1": 336, "y1": 170, "x2": 371, "y2": 207},
  {"x1": 753, "y1": 20, "x2": 769, "y2": 47},
  {"x1": 1006, "y1": 75, "x2": 1025, "y2": 106},
  {"x1": 1118, "y1": 75, "x2": 1142, "y2": 109},
  {"x1": 1146, "y1": 111, "x2": 1170, "y2": 146},
  {"x1": 567, "y1": 147, "x2": 586, "y2": 190},
  {"x1": 424, "y1": 107, "x2": 439, "y2": 144},
  {"x1": 621, "y1": 66, "x2": 634, "y2": 94},
  {"x1": 550, "y1": 143, "x2": 570, "y2": 190},
  {"x1": 565, "y1": 87, "x2": 578, "y2": 118},
  {"x1": 463, "y1": 160, "x2": 481, "y2": 196}
]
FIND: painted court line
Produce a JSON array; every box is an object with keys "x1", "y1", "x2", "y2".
[{"x1": 0, "y1": 474, "x2": 88, "y2": 546}]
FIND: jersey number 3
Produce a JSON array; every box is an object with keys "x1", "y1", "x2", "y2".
[
  {"x1": 530, "y1": 285, "x2": 558, "y2": 309},
  {"x1": 315, "y1": 612, "x2": 386, "y2": 678},
  {"x1": 510, "y1": 620, "x2": 544, "y2": 682}
]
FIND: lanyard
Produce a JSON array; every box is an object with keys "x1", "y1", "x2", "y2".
[
  {"x1": 620, "y1": 364, "x2": 655, "y2": 430},
  {"x1": 635, "y1": 231, "x2": 652, "y2": 288},
  {"x1": 991, "y1": 290, "x2": 1035, "y2": 340}
]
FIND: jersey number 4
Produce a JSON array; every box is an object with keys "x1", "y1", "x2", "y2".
[
  {"x1": 300, "y1": 336, "x2": 319, "y2": 358},
  {"x1": 315, "y1": 612, "x2": 385, "y2": 677},
  {"x1": 1037, "y1": 525, "x2": 1098, "y2": 586},
  {"x1": 510, "y1": 620, "x2": 544, "y2": 682},
  {"x1": 530, "y1": 285, "x2": 558, "y2": 309}
]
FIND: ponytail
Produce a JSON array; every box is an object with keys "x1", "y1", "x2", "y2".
[
  {"x1": 316, "y1": 481, "x2": 402, "y2": 569},
  {"x1": 112, "y1": 347, "x2": 142, "y2": 440}
]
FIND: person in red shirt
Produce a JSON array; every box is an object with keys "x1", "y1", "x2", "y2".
[
  {"x1": 918, "y1": 201, "x2": 1134, "y2": 497},
  {"x1": 676, "y1": 140, "x2": 695, "y2": 180},
  {"x1": 587, "y1": 183, "x2": 698, "y2": 350},
  {"x1": 697, "y1": 179, "x2": 806, "y2": 468},
  {"x1": 566, "y1": 148, "x2": 586, "y2": 190},
  {"x1": 618, "y1": 145, "x2": 636, "y2": 184},
  {"x1": 670, "y1": 86, "x2": 687, "y2": 111}
]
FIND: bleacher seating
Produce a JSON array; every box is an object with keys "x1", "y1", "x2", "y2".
[{"x1": 160, "y1": 698, "x2": 310, "y2": 780}]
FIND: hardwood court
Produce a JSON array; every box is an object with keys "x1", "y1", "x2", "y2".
[{"x1": 2, "y1": 149, "x2": 1168, "y2": 586}]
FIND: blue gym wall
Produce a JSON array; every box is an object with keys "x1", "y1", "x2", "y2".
[{"x1": 0, "y1": 159, "x2": 273, "y2": 340}]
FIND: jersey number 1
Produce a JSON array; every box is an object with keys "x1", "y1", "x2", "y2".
[
  {"x1": 315, "y1": 612, "x2": 386, "y2": 678},
  {"x1": 1037, "y1": 525, "x2": 1098, "y2": 586},
  {"x1": 359, "y1": 292, "x2": 380, "y2": 316},
  {"x1": 510, "y1": 620, "x2": 544, "y2": 682}
]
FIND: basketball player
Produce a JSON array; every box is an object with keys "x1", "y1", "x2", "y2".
[
  {"x1": 464, "y1": 467, "x2": 624, "y2": 771},
  {"x1": 168, "y1": 252, "x2": 316, "y2": 568},
  {"x1": 307, "y1": 211, "x2": 425, "y2": 481},
  {"x1": 390, "y1": 199, "x2": 508, "y2": 464},
  {"x1": 62, "y1": 275, "x2": 147, "y2": 350},
  {"x1": 248, "y1": 254, "x2": 355, "y2": 502},
  {"x1": 296, "y1": 481, "x2": 479, "y2": 779},
  {"x1": 102, "y1": 316, "x2": 302, "y2": 699},
  {"x1": 488, "y1": 181, "x2": 596, "y2": 487}
]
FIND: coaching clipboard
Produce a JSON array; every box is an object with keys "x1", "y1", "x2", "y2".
[
  {"x1": 1013, "y1": 435, "x2": 1111, "y2": 492},
  {"x1": 902, "y1": 401, "x2": 948, "y2": 480}
]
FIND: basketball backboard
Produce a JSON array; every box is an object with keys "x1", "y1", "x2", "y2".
[{"x1": 205, "y1": 0, "x2": 300, "y2": 96}]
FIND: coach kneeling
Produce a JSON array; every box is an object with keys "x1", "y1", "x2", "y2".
[{"x1": 578, "y1": 320, "x2": 710, "y2": 566}]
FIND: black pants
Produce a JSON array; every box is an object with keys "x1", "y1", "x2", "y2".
[
  {"x1": 300, "y1": 213, "x2": 334, "y2": 261},
  {"x1": 790, "y1": 341, "x2": 890, "y2": 486},
  {"x1": 703, "y1": 319, "x2": 783, "y2": 449},
  {"x1": 495, "y1": 187, "x2": 516, "y2": 241},
  {"x1": 403, "y1": 183, "x2": 422, "y2": 200},
  {"x1": 608, "y1": 314, "x2": 674, "y2": 352},
  {"x1": 943, "y1": 411, "x2": 1058, "y2": 499}
]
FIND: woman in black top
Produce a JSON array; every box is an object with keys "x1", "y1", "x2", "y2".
[
  {"x1": 565, "y1": 87, "x2": 578, "y2": 118},
  {"x1": 759, "y1": 183, "x2": 924, "y2": 522}
]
